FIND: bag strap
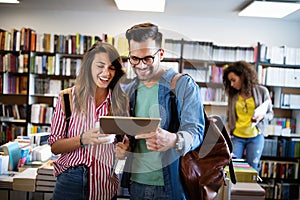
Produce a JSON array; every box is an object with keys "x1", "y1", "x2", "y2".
[
  {"x1": 169, "y1": 73, "x2": 236, "y2": 184},
  {"x1": 59, "y1": 88, "x2": 73, "y2": 138},
  {"x1": 169, "y1": 73, "x2": 185, "y2": 133},
  {"x1": 63, "y1": 93, "x2": 71, "y2": 137}
]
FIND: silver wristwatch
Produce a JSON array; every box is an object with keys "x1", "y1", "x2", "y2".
[{"x1": 175, "y1": 133, "x2": 184, "y2": 152}]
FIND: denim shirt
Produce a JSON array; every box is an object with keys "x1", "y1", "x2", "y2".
[{"x1": 122, "y1": 68, "x2": 205, "y2": 199}]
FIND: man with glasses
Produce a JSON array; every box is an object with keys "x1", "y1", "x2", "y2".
[{"x1": 118, "y1": 22, "x2": 205, "y2": 200}]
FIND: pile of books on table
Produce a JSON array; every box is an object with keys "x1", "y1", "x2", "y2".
[{"x1": 35, "y1": 160, "x2": 56, "y2": 192}]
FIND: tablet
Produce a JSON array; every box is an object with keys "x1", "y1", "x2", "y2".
[{"x1": 99, "y1": 116, "x2": 161, "y2": 136}]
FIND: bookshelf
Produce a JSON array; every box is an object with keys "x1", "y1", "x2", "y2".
[
  {"x1": 1, "y1": 27, "x2": 300, "y2": 199},
  {"x1": 0, "y1": 28, "x2": 259, "y2": 141},
  {"x1": 170, "y1": 40, "x2": 300, "y2": 199},
  {"x1": 254, "y1": 42, "x2": 300, "y2": 200},
  {"x1": 0, "y1": 28, "x2": 109, "y2": 142},
  {"x1": 0, "y1": 44, "x2": 29, "y2": 143},
  {"x1": 173, "y1": 39, "x2": 255, "y2": 120},
  {"x1": 259, "y1": 135, "x2": 300, "y2": 200}
]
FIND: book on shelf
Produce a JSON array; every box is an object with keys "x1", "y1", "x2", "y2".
[{"x1": 260, "y1": 160, "x2": 299, "y2": 179}]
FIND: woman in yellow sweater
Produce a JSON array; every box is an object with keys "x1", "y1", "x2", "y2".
[{"x1": 223, "y1": 61, "x2": 273, "y2": 171}]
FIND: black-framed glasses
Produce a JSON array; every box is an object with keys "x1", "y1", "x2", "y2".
[{"x1": 128, "y1": 49, "x2": 161, "y2": 65}]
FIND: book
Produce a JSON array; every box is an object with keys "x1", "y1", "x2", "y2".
[
  {"x1": 35, "y1": 185, "x2": 54, "y2": 192},
  {"x1": 251, "y1": 99, "x2": 271, "y2": 127},
  {"x1": 36, "y1": 180, "x2": 56, "y2": 187},
  {"x1": 1, "y1": 141, "x2": 21, "y2": 171},
  {"x1": 37, "y1": 159, "x2": 54, "y2": 175},
  {"x1": 36, "y1": 174, "x2": 56, "y2": 181},
  {"x1": 32, "y1": 144, "x2": 52, "y2": 162},
  {"x1": 225, "y1": 161, "x2": 258, "y2": 183},
  {"x1": 17, "y1": 146, "x2": 30, "y2": 168},
  {"x1": 12, "y1": 168, "x2": 37, "y2": 192},
  {"x1": 0, "y1": 155, "x2": 9, "y2": 174}
]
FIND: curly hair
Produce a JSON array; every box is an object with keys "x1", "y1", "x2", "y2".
[{"x1": 222, "y1": 61, "x2": 258, "y2": 97}]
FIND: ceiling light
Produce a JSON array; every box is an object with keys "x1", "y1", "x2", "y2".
[
  {"x1": 114, "y1": 0, "x2": 165, "y2": 12},
  {"x1": 0, "y1": 0, "x2": 19, "y2": 3},
  {"x1": 239, "y1": 1, "x2": 300, "y2": 18}
]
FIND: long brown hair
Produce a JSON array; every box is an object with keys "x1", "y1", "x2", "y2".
[{"x1": 74, "y1": 41, "x2": 128, "y2": 116}]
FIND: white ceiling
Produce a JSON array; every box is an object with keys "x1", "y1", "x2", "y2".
[{"x1": 1, "y1": 0, "x2": 300, "y2": 22}]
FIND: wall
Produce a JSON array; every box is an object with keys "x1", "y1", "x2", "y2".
[{"x1": 0, "y1": 7, "x2": 300, "y2": 48}]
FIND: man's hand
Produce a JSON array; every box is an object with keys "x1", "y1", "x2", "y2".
[
  {"x1": 135, "y1": 128, "x2": 177, "y2": 152},
  {"x1": 116, "y1": 135, "x2": 130, "y2": 159}
]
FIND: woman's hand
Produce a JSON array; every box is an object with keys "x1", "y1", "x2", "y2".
[
  {"x1": 81, "y1": 128, "x2": 112, "y2": 145},
  {"x1": 251, "y1": 115, "x2": 264, "y2": 123},
  {"x1": 116, "y1": 135, "x2": 130, "y2": 159}
]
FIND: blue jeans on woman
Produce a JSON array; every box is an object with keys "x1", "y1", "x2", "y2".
[
  {"x1": 53, "y1": 165, "x2": 88, "y2": 200},
  {"x1": 231, "y1": 134, "x2": 264, "y2": 171}
]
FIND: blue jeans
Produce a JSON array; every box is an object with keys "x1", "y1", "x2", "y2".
[
  {"x1": 53, "y1": 165, "x2": 88, "y2": 200},
  {"x1": 129, "y1": 181, "x2": 168, "y2": 200},
  {"x1": 232, "y1": 134, "x2": 264, "y2": 171}
]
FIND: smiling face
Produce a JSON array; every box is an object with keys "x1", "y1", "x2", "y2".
[
  {"x1": 228, "y1": 72, "x2": 243, "y2": 91},
  {"x1": 92, "y1": 52, "x2": 116, "y2": 89},
  {"x1": 129, "y1": 38, "x2": 163, "y2": 82}
]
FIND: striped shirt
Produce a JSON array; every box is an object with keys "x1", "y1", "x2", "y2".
[{"x1": 48, "y1": 87, "x2": 118, "y2": 200}]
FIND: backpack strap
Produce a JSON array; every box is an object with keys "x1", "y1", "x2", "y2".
[
  {"x1": 59, "y1": 88, "x2": 73, "y2": 137},
  {"x1": 171, "y1": 73, "x2": 184, "y2": 90},
  {"x1": 169, "y1": 73, "x2": 184, "y2": 133}
]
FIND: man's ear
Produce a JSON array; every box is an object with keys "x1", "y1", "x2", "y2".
[{"x1": 159, "y1": 48, "x2": 164, "y2": 61}]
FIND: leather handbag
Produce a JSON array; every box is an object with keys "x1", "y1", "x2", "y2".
[
  {"x1": 179, "y1": 114, "x2": 235, "y2": 200},
  {"x1": 169, "y1": 73, "x2": 235, "y2": 200}
]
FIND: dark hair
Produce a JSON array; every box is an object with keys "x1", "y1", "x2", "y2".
[
  {"x1": 222, "y1": 60, "x2": 258, "y2": 97},
  {"x1": 125, "y1": 22, "x2": 163, "y2": 48},
  {"x1": 75, "y1": 41, "x2": 128, "y2": 116}
]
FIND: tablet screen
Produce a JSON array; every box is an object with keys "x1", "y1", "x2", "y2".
[{"x1": 99, "y1": 116, "x2": 161, "y2": 136}]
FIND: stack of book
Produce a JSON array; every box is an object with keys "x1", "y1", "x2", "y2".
[
  {"x1": 225, "y1": 160, "x2": 258, "y2": 183},
  {"x1": 0, "y1": 171, "x2": 19, "y2": 190},
  {"x1": 35, "y1": 160, "x2": 56, "y2": 192}
]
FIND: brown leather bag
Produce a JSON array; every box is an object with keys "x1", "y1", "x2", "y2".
[
  {"x1": 179, "y1": 114, "x2": 235, "y2": 200},
  {"x1": 170, "y1": 74, "x2": 235, "y2": 200}
]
